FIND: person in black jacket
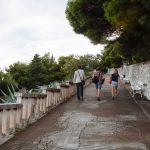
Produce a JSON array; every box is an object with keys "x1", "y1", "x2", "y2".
[{"x1": 110, "y1": 69, "x2": 120, "y2": 99}]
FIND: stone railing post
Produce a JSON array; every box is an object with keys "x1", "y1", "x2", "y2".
[
  {"x1": 55, "y1": 89, "x2": 61, "y2": 105},
  {"x1": 56, "y1": 90, "x2": 60, "y2": 104},
  {"x1": 69, "y1": 82, "x2": 75, "y2": 96},
  {"x1": 22, "y1": 97, "x2": 28, "y2": 122},
  {"x1": 60, "y1": 84, "x2": 70, "y2": 101},
  {"x1": 46, "y1": 88, "x2": 61, "y2": 107},
  {"x1": 16, "y1": 107, "x2": 22, "y2": 127},
  {"x1": 60, "y1": 86, "x2": 64, "y2": 101},
  {"x1": 42, "y1": 96, "x2": 46, "y2": 113},
  {"x1": 35, "y1": 97, "x2": 40, "y2": 119},
  {"x1": 53, "y1": 91, "x2": 57, "y2": 105},
  {"x1": 0, "y1": 103, "x2": 22, "y2": 135},
  {"x1": 27, "y1": 97, "x2": 34, "y2": 120},
  {"x1": 1, "y1": 109, "x2": 9, "y2": 135},
  {"x1": 39, "y1": 97, "x2": 43, "y2": 113},
  {"x1": 46, "y1": 89, "x2": 52, "y2": 108},
  {"x1": 9, "y1": 108, "x2": 16, "y2": 131}
]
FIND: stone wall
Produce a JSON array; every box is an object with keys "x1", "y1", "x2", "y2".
[{"x1": 108, "y1": 61, "x2": 150, "y2": 100}]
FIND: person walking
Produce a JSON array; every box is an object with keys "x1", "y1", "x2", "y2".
[
  {"x1": 110, "y1": 69, "x2": 120, "y2": 99},
  {"x1": 73, "y1": 66, "x2": 86, "y2": 100},
  {"x1": 92, "y1": 67, "x2": 105, "y2": 101}
]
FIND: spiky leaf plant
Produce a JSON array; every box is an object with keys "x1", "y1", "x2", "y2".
[{"x1": 0, "y1": 85, "x2": 17, "y2": 103}]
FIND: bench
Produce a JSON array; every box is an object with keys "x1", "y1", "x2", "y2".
[
  {"x1": 123, "y1": 77, "x2": 130, "y2": 84},
  {"x1": 130, "y1": 81, "x2": 146, "y2": 98},
  {"x1": 120, "y1": 75, "x2": 130, "y2": 84},
  {"x1": 120, "y1": 75, "x2": 124, "y2": 80}
]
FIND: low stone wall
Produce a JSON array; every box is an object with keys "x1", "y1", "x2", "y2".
[
  {"x1": 108, "y1": 61, "x2": 150, "y2": 100},
  {"x1": 0, "y1": 78, "x2": 91, "y2": 139}
]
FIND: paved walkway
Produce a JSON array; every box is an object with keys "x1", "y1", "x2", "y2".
[{"x1": 1, "y1": 78, "x2": 150, "y2": 150}]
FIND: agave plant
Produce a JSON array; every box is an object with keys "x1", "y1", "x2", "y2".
[
  {"x1": 28, "y1": 88, "x2": 42, "y2": 94},
  {"x1": 28, "y1": 85, "x2": 48, "y2": 94},
  {"x1": 47, "y1": 82, "x2": 57, "y2": 89},
  {"x1": 48, "y1": 81, "x2": 64, "y2": 89},
  {"x1": 0, "y1": 85, "x2": 17, "y2": 103},
  {"x1": 28, "y1": 81, "x2": 69, "y2": 94}
]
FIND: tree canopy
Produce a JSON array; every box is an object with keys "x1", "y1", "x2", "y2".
[{"x1": 66, "y1": 0, "x2": 150, "y2": 67}]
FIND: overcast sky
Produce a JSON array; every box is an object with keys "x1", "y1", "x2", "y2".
[{"x1": 0, "y1": 0, "x2": 104, "y2": 69}]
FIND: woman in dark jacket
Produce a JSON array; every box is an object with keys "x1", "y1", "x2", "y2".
[{"x1": 110, "y1": 69, "x2": 120, "y2": 99}]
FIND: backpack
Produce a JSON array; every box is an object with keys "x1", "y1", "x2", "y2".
[{"x1": 92, "y1": 76, "x2": 99, "y2": 83}]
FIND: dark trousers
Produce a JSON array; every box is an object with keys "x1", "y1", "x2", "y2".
[{"x1": 76, "y1": 82, "x2": 83, "y2": 99}]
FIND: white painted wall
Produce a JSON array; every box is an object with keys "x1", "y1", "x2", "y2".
[{"x1": 109, "y1": 61, "x2": 150, "y2": 100}]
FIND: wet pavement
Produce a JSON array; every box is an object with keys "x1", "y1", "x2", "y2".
[{"x1": 1, "y1": 78, "x2": 150, "y2": 150}]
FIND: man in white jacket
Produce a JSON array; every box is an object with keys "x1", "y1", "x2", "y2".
[{"x1": 73, "y1": 66, "x2": 86, "y2": 100}]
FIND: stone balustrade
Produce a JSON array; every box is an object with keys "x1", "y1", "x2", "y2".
[{"x1": 0, "y1": 78, "x2": 92, "y2": 136}]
